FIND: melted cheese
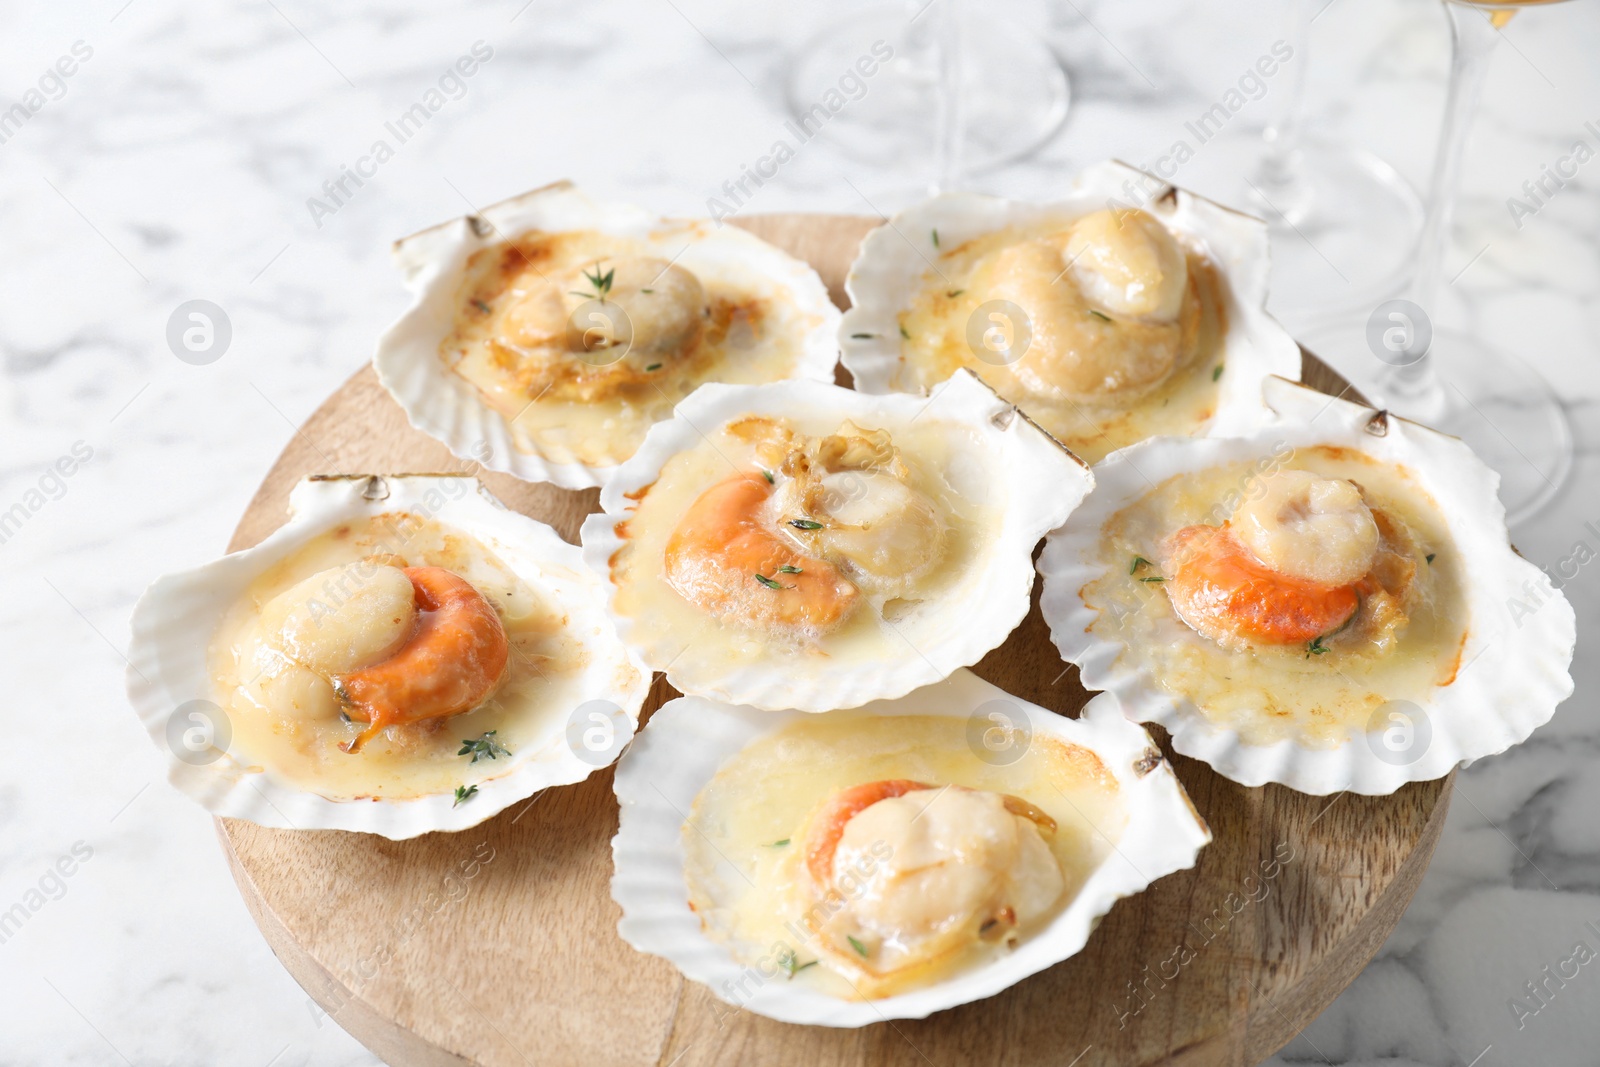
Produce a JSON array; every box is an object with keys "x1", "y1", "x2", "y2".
[
  {"x1": 441, "y1": 225, "x2": 820, "y2": 468},
  {"x1": 1085, "y1": 446, "x2": 1469, "y2": 747},
  {"x1": 206, "y1": 513, "x2": 593, "y2": 800},
  {"x1": 682, "y1": 713, "x2": 1125, "y2": 1000},
  {"x1": 892, "y1": 214, "x2": 1228, "y2": 463},
  {"x1": 609, "y1": 414, "x2": 1000, "y2": 681}
]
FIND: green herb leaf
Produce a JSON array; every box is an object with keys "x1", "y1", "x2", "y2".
[
  {"x1": 899, "y1": 324, "x2": 910, "y2": 340},
  {"x1": 1130, "y1": 555, "x2": 1151, "y2": 575},
  {"x1": 789, "y1": 519, "x2": 823, "y2": 531},
  {"x1": 1087, "y1": 309, "x2": 1113, "y2": 323},
  {"x1": 645, "y1": 362, "x2": 663, "y2": 371},
  {"x1": 581, "y1": 263, "x2": 615, "y2": 300},
  {"x1": 850, "y1": 332, "x2": 877, "y2": 340},
  {"x1": 754, "y1": 573, "x2": 785, "y2": 590},
  {"x1": 761, "y1": 468, "x2": 775, "y2": 484},
  {"x1": 947, "y1": 289, "x2": 965, "y2": 298},
  {"x1": 1425, "y1": 553, "x2": 1436, "y2": 564},
  {"x1": 471, "y1": 299, "x2": 492, "y2": 314},
  {"x1": 1138, "y1": 576, "x2": 1167, "y2": 583},
  {"x1": 931, "y1": 228, "x2": 940, "y2": 248},
  {"x1": 1213, "y1": 364, "x2": 1225, "y2": 381},
  {"x1": 453, "y1": 784, "x2": 478, "y2": 807},
  {"x1": 777, "y1": 948, "x2": 817, "y2": 977},
  {"x1": 777, "y1": 564, "x2": 802, "y2": 574},
  {"x1": 640, "y1": 288, "x2": 654, "y2": 294},
  {"x1": 1306, "y1": 636, "x2": 1329, "y2": 657},
  {"x1": 767, "y1": 838, "x2": 791, "y2": 847},
  {"x1": 847, "y1": 935, "x2": 870, "y2": 958},
  {"x1": 458, "y1": 730, "x2": 512, "y2": 763}
]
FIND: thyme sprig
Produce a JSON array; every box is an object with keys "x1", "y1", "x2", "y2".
[{"x1": 458, "y1": 730, "x2": 512, "y2": 763}]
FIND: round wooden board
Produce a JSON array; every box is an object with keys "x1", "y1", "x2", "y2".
[{"x1": 218, "y1": 214, "x2": 1452, "y2": 1067}]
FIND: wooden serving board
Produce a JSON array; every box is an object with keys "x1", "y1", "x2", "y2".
[{"x1": 218, "y1": 215, "x2": 1452, "y2": 1067}]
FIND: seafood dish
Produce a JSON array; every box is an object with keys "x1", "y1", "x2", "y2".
[
  {"x1": 1039, "y1": 377, "x2": 1575, "y2": 794},
  {"x1": 126, "y1": 475, "x2": 649, "y2": 838},
  {"x1": 841, "y1": 161, "x2": 1300, "y2": 463},
  {"x1": 611, "y1": 670, "x2": 1209, "y2": 1024},
  {"x1": 375, "y1": 182, "x2": 841, "y2": 488},
  {"x1": 580, "y1": 370, "x2": 1094, "y2": 711}
]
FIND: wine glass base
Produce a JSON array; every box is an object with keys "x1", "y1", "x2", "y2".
[
  {"x1": 1177, "y1": 137, "x2": 1424, "y2": 329},
  {"x1": 785, "y1": 8, "x2": 1069, "y2": 174},
  {"x1": 1297, "y1": 320, "x2": 1574, "y2": 526}
]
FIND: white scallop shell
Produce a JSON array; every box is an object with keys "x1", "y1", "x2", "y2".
[
  {"x1": 1037, "y1": 376, "x2": 1576, "y2": 795},
  {"x1": 579, "y1": 369, "x2": 1094, "y2": 712},
  {"x1": 125, "y1": 475, "x2": 650, "y2": 839},
  {"x1": 611, "y1": 669, "x2": 1211, "y2": 1025},
  {"x1": 840, "y1": 160, "x2": 1300, "y2": 446},
  {"x1": 374, "y1": 181, "x2": 842, "y2": 489}
]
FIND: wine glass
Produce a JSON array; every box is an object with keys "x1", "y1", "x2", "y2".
[
  {"x1": 1176, "y1": 0, "x2": 1425, "y2": 328},
  {"x1": 1299, "y1": 0, "x2": 1574, "y2": 525},
  {"x1": 785, "y1": 0, "x2": 1068, "y2": 190}
]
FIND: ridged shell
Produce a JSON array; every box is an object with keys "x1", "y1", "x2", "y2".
[
  {"x1": 1037, "y1": 376, "x2": 1576, "y2": 795},
  {"x1": 840, "y1": 160, "x2": 1301, "y2": 457},
  {"x1": 610, "y1": 669, "x2": 1210, "y2": 1025},
  {"x1": 374, "y1": 181, "x2": 841, "y2": 489},
  {"x1": 125, "y1": 475, "x2": 650, "y2": 839},
  {"x1": 579, "y1": 369, "x2": 1093, "y2": 711}
]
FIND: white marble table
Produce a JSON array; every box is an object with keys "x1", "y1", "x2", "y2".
[{"x1": 0, "y1": 0, "x2": 1594, "y2": 1063}]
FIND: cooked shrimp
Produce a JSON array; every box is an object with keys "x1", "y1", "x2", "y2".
[
  {"x1": 335, "y1": 567, "x2": 509, "y2": 752},
  {"x1": 1063, "y1": 208, "x2": 1188, "y2": 322},
  {"x1": 1231, "y1": 471, "x2": 1378, "y2": 586},
  {"x1": 664, "y1": 472, "x2": 859, "y2": 636},
  {"x1": 1162, "y1": 524, "x2": 1360, "y2": 647},
  {"x1": 801, "y1": 780, "x2": 1066, "y2": 983},
  {"x1": 804, "y1": 779, "x2": 933, "y2": 886},
  {"x1": 803, "y1": 779, "x2": 1056, "y2": 888}
]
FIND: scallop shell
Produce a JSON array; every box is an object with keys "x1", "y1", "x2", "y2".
[
  {"x1": 374, "y1": 181, "x2": 842, "y2": 489},
  {"x1": 840, "y1": 160, "x2": 1301, "y2": 458},
  {"x1": 1037, "y1": 376, "x2": 1576, "y2": 795},
  {"x1": 125, "y1": 474, "x2": 650, "y2": 839},
  {"x1": 610, "y1": 669, "x2": 1211, "y2": 1025},
  {"x1": 579, "y1": 369, "x2": 1094, "y2": 712}
]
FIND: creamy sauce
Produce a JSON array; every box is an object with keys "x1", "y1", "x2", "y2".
[
  {"x1": 892, "y1": 218, "x2": 1228, "y2": 463},
  {"x1": 683, "y1": 713, "x2": 1125, "y2": 999},
  {"x1": 207, "y1": 513, "x2": 593, "y2": 799},
  {"x1": 442, "y1": 225, "x2": 820, "y2": 467},
  {"x1": 1085, "y1": 446, "x2": 1469, "y2": 747},
  {"x1": 610, "y1": 413, "x2": 1002, "y2": 685}
]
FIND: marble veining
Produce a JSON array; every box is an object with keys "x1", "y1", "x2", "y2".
[{"x1": 0, "y1": 0, "x2": 1594, "y2": 1063}]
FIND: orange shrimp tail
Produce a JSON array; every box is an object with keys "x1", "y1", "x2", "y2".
[
  {"x1": 804, "y1": 779, "x2": 933, "y2": 886},
  {"x1": 336, "y1": 566, "x2": 509, "y2": 753},
  {"x1": 664, "y1": 473, "x2": 858, "y2": 634},
  {"x1": 1163, "y1": 525, "x2": 1360, "y2": 646}
]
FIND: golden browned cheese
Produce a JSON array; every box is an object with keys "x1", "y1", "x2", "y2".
[
  {"x1": 1086, "y1": 447, "x2": 1467, "y2": 748},
  {"x1": 895, "y1": 209, "x2": 1227, "y2": 462}
]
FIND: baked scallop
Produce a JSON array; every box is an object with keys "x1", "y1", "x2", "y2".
[
  {"x1": 841, "y1": 161, "x2": 1300, "y2": 463},
  {"x1": 375, "y1": 182, "x2": 841, "y2": 488},
  {"x1": 126, "y1": 475, "x2": 650, "y2": 838},
  {"x1": 610, "y1": 669, "x2": 1210, "y2": 1024},
  {"x1": 1038, "y1": 377, "x2": 1576, "y2": 794},
  {"x1": 580, "y1": 370, "x2": 1094, "y2": 711}
]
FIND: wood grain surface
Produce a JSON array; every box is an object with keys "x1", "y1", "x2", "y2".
[{"x1": 218, "y1": 213, "x2": 1452, "y2": 1067}]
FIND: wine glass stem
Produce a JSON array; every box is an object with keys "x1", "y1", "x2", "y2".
[
  {"x1": 1389, "y1": 2, "x2": 1501, "y2": 404},
  {"x1": 933, "y1": 0, "x2": 966, "y2": 193},
  {"x1": 1258, "y1": 0, "x2": 1313, "y2": 181}
]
